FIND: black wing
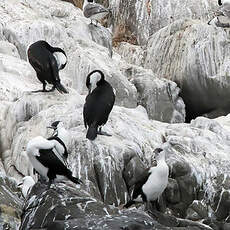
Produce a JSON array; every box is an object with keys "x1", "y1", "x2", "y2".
[
  {"x1": 131, "y1": 168, "x2": 151, "y2": 199},
  {"x1": 47, "y1": 136, "x2": 68, "y2": 159},
  {"x1": 36, "y1": 148, "x2": 70, "y2": 176},
  {"x1": 48, "y1": 52, "x2": 60, "y2": 83},
  {"x1": 27, "y1": 41, "x2": 59, "y2": 84}
]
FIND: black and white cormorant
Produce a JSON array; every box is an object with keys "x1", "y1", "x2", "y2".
[
  {"x1": 83, "y1": 70, "x2": 115, "y2": 140},
  {"x1": 124, "y1": 148, "x2": 169, "y2": 209},
  {"x1": 27, "y1": 40, "x2": 68, "y2": 94},
  {"x1": 26, "y1": 133, "x2": 82, "y2": 188},
  {"x1": 83, "y1": 0, "x2": 111, "y2": 25}
]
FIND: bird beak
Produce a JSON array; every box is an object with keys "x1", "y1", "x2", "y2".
[
  {"x1": 17, "y1": 182, "x2": 23, "y2": 188},
  {"x1": 47, "y1": 126, "x2": 55, "y2": 130}
]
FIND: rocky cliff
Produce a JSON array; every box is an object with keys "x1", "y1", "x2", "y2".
[{"x1": 0, "y1": 0, "x2": 230, "y2": 229}]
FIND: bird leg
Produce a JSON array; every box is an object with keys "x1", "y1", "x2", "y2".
[
  {"x1": 97, "y1": 127, "x2": 112, "y2": 137},
  {"x1": 46, "y1": 85, "x2": 56, "y2": 92},
  {"x1": 47, "y1": 179, "x2": 54, "y2": 189},
  {"x1": 30, "y1": 82, "x2": 49, "y2": 93},
  {"x1": 145, "y1": 201, "x2": 153, "y2": 211}
]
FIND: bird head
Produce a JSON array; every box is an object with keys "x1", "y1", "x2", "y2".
[
  {"x1": 47, "y1": 121, "x2": 61, "y2": 130},
  {"x1": 86, "y1": 70, "x2": 104, "y2": 94},
  {"x1": 152, "y1": 148, "x2": 165, "y2": 162}
]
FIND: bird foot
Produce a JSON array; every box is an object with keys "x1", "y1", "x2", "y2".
[
  {"x1": 29, "y1": 89, "x2": 49, "y2": 93},
  {"x1": 97, "y1": 130, "x2": 112, "y2": 137}
]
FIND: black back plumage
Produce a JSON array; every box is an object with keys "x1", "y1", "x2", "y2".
[
  {"x1": 124, "y1": 169, "x2": 151, "y2": 208},
  {"x1": 47, "y1": 135, "x2": 69, "y2": 159},
  {"x1": 218, "y1": 0, "x2": 222, "y2": 6},
  {"x1": 83, "y1": 70, "x2": 115, "y2": 140},
  {"x1": 27, "y1": 40, "x2": 68, "y2": 94},
  {"x1": 37, "y1": 148, "x2": 81, "y2": 184}
]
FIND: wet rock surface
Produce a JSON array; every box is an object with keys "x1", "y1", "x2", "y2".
[
  {"x1": 0, "y1": 174, "x2": 23, "y2": 229},
  {"x1": 144, "y1": 19, "x2": 230, "y2": 121},
  {"x1": 0, "y1": 0, "x2": 230, "y2": 229}
]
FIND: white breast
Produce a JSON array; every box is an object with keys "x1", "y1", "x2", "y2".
[
  {"x1": 53, "y1": 52, "x2": 67, "y2": 70},
  {"x1": 142, "y1": 162, "x2": 169, "y2": 201},
  {"x1": 90, "y1": 72, "x2": 101, "y2": 92},
  {"x1": 26, "y1": 136, "x2": 54, "y2": 180}
]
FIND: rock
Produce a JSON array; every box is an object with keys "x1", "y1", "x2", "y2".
[
  {"x1": 0, "y1": 41, "x2": 19, "y2": 58},
  {"x1": 170, "y1": 160, "x2": 192, "y2": 178},
  {"x1": 109, "y1": 0, "x2": 217, "y2": 45},
  {"x1": 165, "y1": 178, "x2": 180, "y2": 204},
  {"x1": 1, "y1": 0, "x2": 230, "y2": 229},
  {"x1": 88, "y1": 23, "x2": 113, "y2": 57},
  {"x1": 215, "y1": 189, "x2": 230, "y2": 221},
  {"x1": 186, "y1": 207, "x2": 201, "y2": 221},
  {"x1": 20, "y1": 181, "x2": 169, "y2": 230},
  {"x1": 144, "y1": 19, "x2": 230, "y2": 121},
  {"x1": 186, "y1": 200, "x2": 208, "y2": 221},
  {"x1": 119, "y1": 65, "x2": 185, "y2": 123},
  {"x1": 131, "y1": 67, "x2": 185, "y2": 123},
  {"x1": 122, "y1": 153, "x2": 146, "y2": 190},
  {"x1": 115, "y1": 42, "x2": 146, "y2": 67},
  {"x1": 0, "y1": 174, "x2": 23, "y2": 230}
]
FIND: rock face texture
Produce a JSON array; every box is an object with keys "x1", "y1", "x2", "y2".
[
  {"x1": 0, "y1": 0, "x2": 230, "y2": 229},
  {"x1": 109, "y1": 0, "x2": 218, "y2": 45},
  {"x1": 0, "y1": 175, "x2": 23, "y2": 229},
  {"x1": 144, "y1": 19, "x2": 230, "y2": 121}
]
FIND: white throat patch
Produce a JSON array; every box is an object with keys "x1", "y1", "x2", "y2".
[
  {"x1": 53, "y1": 52, "x2": 67, "y2": 70},
  {"x1": 90, "y1": 72, "x2": 101, "y2": 93}
]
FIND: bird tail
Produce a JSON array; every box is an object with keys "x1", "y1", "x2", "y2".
[
  {"x1": 68, "y1": 175, "x2": 83, "y2": 185},
  {"x1": 55, "y1": 81, "x2": 68, "y2": 94},
  {"x1": 86, "y1": 125, "x2": 97, "y2": 140},
  {"x1": 124, "y1": 200, "x2": 135, "y2": 208}
]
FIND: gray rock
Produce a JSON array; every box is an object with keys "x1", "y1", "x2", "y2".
[
  {"x1": 170, "y1": 160, "x2": 192, "y2": 178},
  {"x1": 132, "y1": 69, "x2": 185, "y2": 123},
  {"x1": 120, "y1": 65, "x2": 185, "y2": 123},
  {"x1": 115, "y1": 42, "x2": 146, "y2": 67},
  {"x1": 165, "y1": 178, "x2": 180, "y2": 204},
  {"x1": 186, "y1": 200, "x2": 208, "y2": 221},
  {"x1": 0, "y1": 174, "x2": 23, "y2": 230},
  {"x1": 109, "y1": 0, "x2": 217, "y2": 45},
  {"x1": 215, "y1": 189, "x2": 230, "y2": 221},
  {"x1": 88, "y1": 23, "x2": 113, "y2": 57},
  {"x1": 176, "y1": 174, "x2": 198, "y2": 209},
  {"x1": 0, "y1": 41, "x2": 19, "y2": 58},
  {"x1": 20, "y1": 182, "x2": 168, "y2": 230},
  {"x1": 186, "y1": 207, "x2": 201, "y2": 221},
  {"x1": 144, "y1": 18, "x2": 230, "y2": 121}
]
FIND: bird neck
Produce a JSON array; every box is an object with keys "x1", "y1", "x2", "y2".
[
  {"x1": 83, "y1": 0, "x2": 92, "y2": 9},
  {"x1": 56, "y1": 128, "x2": 69, "y2": 146},
  {"x1": 157, "y1": 156, "x2": 166, "y2": 165}
]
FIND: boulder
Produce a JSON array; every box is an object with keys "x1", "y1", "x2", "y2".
[
  {"x1": 144, "y1": 19, "x2": 230, "y2": 121},
  {"x1": 0, "y1": 174, "x2": 23, "y2": 230},
  {"x1": 20, "y1": 181, "x2": 169, "y2": 230},
  {"x1": 109, "y1": 0, "x2": 217, "y2": 45}
]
